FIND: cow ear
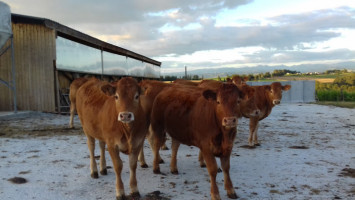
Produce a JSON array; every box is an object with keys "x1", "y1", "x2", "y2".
[
  {"x1": 203, "y1": 90, "x2": 217, "y2": 101},
  {"x1": 282, "y1": 85, "x2": 291, "y2": 91},
  {"x1": 101, "y1": 84, "x2": 116, "y2": 96}
]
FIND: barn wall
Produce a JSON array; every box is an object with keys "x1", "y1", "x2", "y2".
[{"x1": 0, "y1": 23, "x2": 56, "y2": 112}]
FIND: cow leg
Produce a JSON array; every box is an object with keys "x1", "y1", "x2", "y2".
[
  {"x1": 86, "y1": 135, "x2": 98, "y2": 178},
  {"x1": 201, "y1": 150, "x2": 221, "y2": 200},
  {"x1": 198, "y1": 150, "x2": 206, "y2": 168},
  {"x1": 220, "y1": 155, "x2": 238, "y2": 199},
  {"x1": 138, "y1": 145, "x2": 148, "y2": 168},
  {"x1": 99, "y1": 141, "x2": 107, "y2": 175},
  {"x1": 150, "y1": 125, "x2": 164, "y2": 174},
  {"x1": 107, "y1": 144, "x2": 125, "y2": 200},
  {"x1": 248, "y1": 117, "x2": 259, "y2": 147},
  {"x1": 69, "y1": 103, "x2": 75, "y2": 128},
  {"x1": 170, "y1": 139, "x2": 180, "y2": 174},
  {"x1": 128, "y1": 146, "x2": 141, "y2": 198},
  {"x1": 253, "y1": 122, "x2": 260, "y2": 146},
  {"x1": 147, "y1": 128, "x2": 164, "y2": 164}
]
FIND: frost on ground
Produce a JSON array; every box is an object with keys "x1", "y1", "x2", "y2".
[{"x1": 0, "y1": 104, "x2": 354, "y2": 200}]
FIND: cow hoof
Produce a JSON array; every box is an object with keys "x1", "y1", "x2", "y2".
[
  {"x1": 217, "y1": 168, "x2": 222, "y2": 173},
  {"x1": 100, "y1": 169, "x2": 107, "y2": 175},
  {"x1": 130, "y1": 192, "x2": 140, "y2": 200},
  {"x1": 153, "y1": 168, "x2": 161, "y2": 174},
  {"x1": 171, "y1": 170, "x2": 179, "y2": 175},
  {"x1": 161, "y1": 146, "x2": 169, "y2": 150},
  {"x1": 141, "y1": 163, "x2": 149, "y2": 168},
  {"x1": 200, "y1": 163, "x2": 206, "y2": 168},
  {"x1": 227, "y1": 192, "x2": 238, "y2": 199},
  {"x1": 255, "y1": 143, "x2": 261, "y2": 146},
  {"x1": 159, "y1": 159, "x2": 165, "y2": 164},
  {"x1": 116, "y1": 195, "x2": 126, "y2": 200},
  {"x1": 91, "y1": 172, "x2": 99, "y2": 179}
]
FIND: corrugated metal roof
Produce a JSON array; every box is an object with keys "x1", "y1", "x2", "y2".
[{"x1": 11, "y1": 13, "x2": 161, "y2": 67}]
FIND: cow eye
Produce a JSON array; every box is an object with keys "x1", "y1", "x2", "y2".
[
  {"x1": 114, "y1": 95, "x2": 119, "y2": 100},
  {"x1": 135, "y1": 93, "x2": 139, "y2": 100},
  {"x1": 217, "y1": 100, "x2": 220, "y2": 104}
]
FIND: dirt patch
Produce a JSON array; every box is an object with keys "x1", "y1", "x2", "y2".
[
  {"x1": 8, "y1": 177, "x2": 28, "y2": 184},
  {"x1": 239, "y1": 145, "x2": 256, "y2": 149},
  {"x1": 288, "y1": 146, "x2": 309, "y2": 149},
  {"x1": 338, "y1": 168, "x2": 355, "y2": 178},
  {"x1": 141, "y1": 191, "x2": 170, "y2": 200}
]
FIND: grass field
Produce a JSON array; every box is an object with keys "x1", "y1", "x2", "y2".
[{"x1": 313, "y1": 101, "x2": 355, "y2": 108}]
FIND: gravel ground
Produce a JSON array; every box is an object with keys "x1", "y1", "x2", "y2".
[{"x1": 0, "y1": 103, "x2": 354, "y2": 200}]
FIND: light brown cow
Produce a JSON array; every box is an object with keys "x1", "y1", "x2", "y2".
[
  {"x1": 150, "y1": 83, "x2": 243, "y2": 200},
  {"x1": 76, "y1": 77, "x2": 148, "y2": 199},
  {"x1": 69, "y1": 77, "x2": 89, "y2": 128},
  {"x1": 245, "y1": 82, "x2": 291, "y2": 146}
]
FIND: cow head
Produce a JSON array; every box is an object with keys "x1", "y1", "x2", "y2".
[
  {"x1": 227, "y1": 75, "x2": 248, "y2": 85},
  {"x1": 203, "y1": 83, "x2": 242, "y2": 130},
  {"x1": 101, "y1": 77, "x2": 142, "y2": 124},
  {"x1": 264, "y1": 82, "x2": 291, "y2": 105},
  {"x1": 237, "y1": 84, "x2": 260, "y2": 117}
]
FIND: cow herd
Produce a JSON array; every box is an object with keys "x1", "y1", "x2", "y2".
[{"x1": 69, "y1": 76, "x2": 291, "y2": 200}]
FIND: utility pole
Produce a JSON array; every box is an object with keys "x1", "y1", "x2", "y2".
[{"x1": 185, "y1": 66, "x2": 187, "y2": 80}]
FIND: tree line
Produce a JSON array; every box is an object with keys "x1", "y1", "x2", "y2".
[{"x1": 316, "y1": 72, "x2": 355, "y2": 101}]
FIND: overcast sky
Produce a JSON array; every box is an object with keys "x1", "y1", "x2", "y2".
[{"x1": 4, "y1": 0, "x2": 355, "y2": 73}]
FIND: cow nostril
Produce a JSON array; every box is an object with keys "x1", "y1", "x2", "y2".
[
  {"x1": 224, "y1": 119, "x2": 227, "y2": 123},
  {"x1": 120, "y1": 114, "x2": 123, "y2": 119},
  {"x1": 127, "y1": 114, "x2": 132, "y2": 119}
]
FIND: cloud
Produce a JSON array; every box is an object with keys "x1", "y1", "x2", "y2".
[{"x1": 5, "y1": 0, "x2": 355, "y2": 72}]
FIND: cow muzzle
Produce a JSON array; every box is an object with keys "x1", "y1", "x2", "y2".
[
  {"x1": 273, "y1": 99, "x2": 281, "y2": 105},
  {"x1": 222, "y1": 117, "x2": 238, "y2": 128},
  {"x1": 118, "y1": 112, "x2": 135, "y2": 123}
]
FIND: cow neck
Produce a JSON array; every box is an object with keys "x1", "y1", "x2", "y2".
[
  {"x1": 221, "y1": 127, "x2": 236, "y2": 156},
  {"x1": 262, "y1": 90, "x2": 275, "y2": 119}
]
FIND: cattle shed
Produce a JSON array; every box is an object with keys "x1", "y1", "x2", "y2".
[{"x1": 0, "y1": 13, "x2": 161, "y2": 113}]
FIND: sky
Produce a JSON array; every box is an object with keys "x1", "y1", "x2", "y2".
[{"x1": 3, "y1": 0, "x2": 355, "y2": 74}]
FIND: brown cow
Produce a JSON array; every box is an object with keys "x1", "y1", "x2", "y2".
[
  {"x1": 197, "y1": 79, "x2": 259, "y2": 165},
  {"x1": 173, "y1": 79, "x2": 200, "y2": 86},
  {"x1": 76, "y1": 77, "x2": 148, "y2": 199},
  {"x1": 150, "y1": 83, "x2": 243, "y2": 200},
  {"x1": 137, "y1": 80, "x2": 172, "y2": 167},
  {"x1": 227, "y1": 75, "x2": 248, "y2": 85},
  {"x1": 69, "y1": 77, "x2": 89, "y2": 128},
  {"x1": 246, "y1": 82, "x2": 291, "y2": 146}
]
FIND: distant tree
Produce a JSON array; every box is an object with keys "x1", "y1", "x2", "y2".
[
  {"x1": 264, "y1": 72, "x2": 271, "y2": 78},
  {"x1": 192, "y1": 75, "x2": 199, "y2": 80},
  {"x1": 334, "y1": 73, "x2": 355, "y2": 86},
  {"x1": 272, "y1": 69, "x2": 300, "y2": 76}
]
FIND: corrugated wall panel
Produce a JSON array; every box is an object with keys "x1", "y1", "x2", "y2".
[{"x1": 0, "y1": 23, "x2": 56, "y2": 112}]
